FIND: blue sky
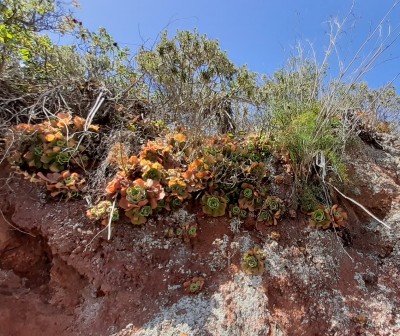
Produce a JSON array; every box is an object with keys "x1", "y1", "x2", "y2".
[{"x1": 73, "y1": 0, "x2": 400, "y2": 90}]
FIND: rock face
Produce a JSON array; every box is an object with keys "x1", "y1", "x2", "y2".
[{"x1": 0, "y1": 138, "x2": 399, "y2": 336}]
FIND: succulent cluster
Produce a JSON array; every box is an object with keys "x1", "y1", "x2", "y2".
[
  {"x1": 87, "y1": 200, "x2": 120, "y2": 226},
  {"x1": 7, "y1": 113, "x2": 98, "y2": 173},
  {"x1": 88, "y1": 132, "x2": 290, "y2": 227},
  {"x1": 183, "y1": 276, "x2": 205, "y2": 294},
  {"x1": 241, "y1": 246, "x2": 266, "y2": 276},
  {"x1": 308, "y1": 204, "x2": 348, "y2": 229},
  {"x1": 258, "y1": 196, "x2": 286, "y2": 225},
  {"x1": 176, "y1": 222, "x2": 198, "y2": 243},
  {"x1": 32, "y1": 170, "x2": 86, "y2": 199}
]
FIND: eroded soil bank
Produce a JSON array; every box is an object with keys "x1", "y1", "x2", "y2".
[{"x1": 0, "y1": 139, "x2": 399, "y2": 336}]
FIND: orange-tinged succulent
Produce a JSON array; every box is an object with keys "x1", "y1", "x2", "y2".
[
  {"x1": 119, "y1": 178, "x2": 149, "y2": 210},
  {"x1": 182, "y1": 158, "x2": 212, "y2": 192},
  {"x1": 183, "y1": 277, "x2": 204, "y2": 294},
  {"x1": 105, "y1": 173, "x2": 130, "y2": 195},
  {"x1": 55, "y1": 112, "x2": 73, "y2": 128},
  {"x1": 331, "y1": 204, "x2": 348, "y2": 228},
  {"x1": 8, "y1": 114, "x2": 97, "y2": 174},
  {"x1": 125, "y1": 206, "x2": 151, "y2": 225},
  {"x1": 167, "y1": 176, "x2": 189, "y2": 199},
  {"x1": 145, "y1": 179, "x2": 166, "y2": 209},
  {"x1": 172, "y1": 133, "x2": 187, "y2": 143},
  {"x1": 238, "y1": 183, "x2": 265, "y2": 212},
  {"x1": 36, "y1": 170, "x2": 85, "y2": 199}
]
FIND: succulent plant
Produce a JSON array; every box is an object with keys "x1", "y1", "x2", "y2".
[
  {"x1": 183, "y1": 277, "x2": 204, "y2": 294},
  {"x1": 164, "y1": 196, "x2": 183, "y2": 211},
  {"x1": 125, "y1": 208, "x2": 147, "y2": 225},
  {"x1": 247, "y1": 162, "x2": 268, "y2": 180},
  {"x1": 168, "y1": 132, "x2": 187, "y2": 149},
  {"x1": 167, "y1": 176, "x2": 189, "y2": 199},
  {"x1": 140, "y1": 143, "x2": 161, "y2": 162},
  {"x1": 8, "y1": 112, "x2": 97, "y2": 174},
  {"x1": 150, "y1": 188, "x2": 167, "y2": 211},
  {"x1": 139, "y1": 205, "x2": 152, "y2": 217},
  {"x1": 257, "y1": 210, "x2": 272, "y2": 222},
  {"x1": 259, "y1": 196, "x2": 285, "y2": 226},
  {"x1": 176, "y1": 223, "x2": 198, "y2": 243},
  {"x1": 243, "y1": 188, "x2": 253, "y2": 199},
  {"x1": 182, "y1": 158, "x2": 212, "y2": 192},
  {"x1": 141, "y1": 161, "x2": 164, "y2": 181},
  {"x1": 230, "y1": 205, "x2": 241, "y2": 217},
  {"x1": 308, "y1": 206, "x2": 332, "y2": 229},
  {"x1": 126, "y1": 185, "x2": 147, "y2": 204},
  {"x1": 240, "y1": 209, "x2": 247, "y2": 219},
  {"x1": 238, "y1": 184, "x2": 258, "y2": 211},
  {"x1": 201, "y1": 193, "x2": 227, "y2": 217},
  {"x1": 87, "y1": 200, "x2": 119, "y2": 225},
  {"x1": 36, "y1": 170, "x2": 85, "y2": 199},
  {"x1": 119, "y1": 179, "x2": 150, "y2": 211},
  {"x1": 241, "y1": 246, "x2": 266, "y2": 276},
  {"x1": 330, "y1": 204, "x2": 348, "y2": 228},
  {"x1": 105, "y1": 173, "x2": 130, "y2": 195}
]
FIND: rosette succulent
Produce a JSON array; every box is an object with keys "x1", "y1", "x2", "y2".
[
  {"x1": 176, "y1": 223, "x2": 197, "y2": 243},
  {"x1": 243, "y1": 188, "x2": 253, "y2": 199},
  {"x1": 201, "y1": 194, "x2": 227, "y2": 217},
  {"x1": 166, "y1": 196, "x2": 183, "y2": 210},
  {"x1": 125, "y1": 208, "x2": 147, "y2": 225},
  {"x1": 262, "y1": 196, "x2": 285, "y2": 225},
  {"x1": 142, "y1": 161, "x2": 164, "y2": 181},
  {"x1": 167, "y1": 176, "x2": 189, "y2": 198},
  {"x1": 8, "y1": 113, "x2": 96, "y2": 173},
  {"x1": 331, "y1": 204, "x2": 348, "y2": 228},
  {"x1": 87, "y1": 200, "x2": 119, "y2": 225},
  {"x1": 247, "y1": 162, "x2": 268, "y2": 180},
  {"x1": 308, "y1": 206, "x2": 332, "y2": 229},
  {"x1": 238, "y1": 183, "x2": 257, "y2": 211},
  {"x1": 241, "y1": 246, "x2": 265, "y2": 276},
  {"x1": 257, "y1": 210, "x2": 272, "y2": 223},
  {"x1": 126, "y1": 185, "x2": 147, "y2": 204},
  {"x1": 230, "y1": 205, "x2": 241, "y2": 217},
  {"x1": 140, "y1": 205, "x2": 152, "y2": 217},
  {"x1": 240, "y1": 210, "x2": 247, "y2": 219},
  {"x1": 183, "y1": 277, "x2": 204, "y2": 294}
]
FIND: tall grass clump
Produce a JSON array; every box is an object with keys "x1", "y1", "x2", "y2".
[{"x1": 259, "y1": 1, "x2": 400, "y2": 207}]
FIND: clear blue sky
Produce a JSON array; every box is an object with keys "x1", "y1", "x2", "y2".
[{"x1": 73, "y1": 0, "x2": 400, "y2": 90}]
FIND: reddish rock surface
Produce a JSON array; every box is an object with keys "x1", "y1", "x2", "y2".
[{"x1": 0, "y1": 138, "x2": 399, "y2": 336}]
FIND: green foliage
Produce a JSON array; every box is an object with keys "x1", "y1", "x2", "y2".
[
  {"x1": 299, "y1": 185, "x2": 319, "y2": 213},
  {"x1": 0, "y1": 0, "x2": 59, "y2": 75},
  {"x1": 261, "y1": 59, "x2": 350, "y2": 205},
  {"x1": 136, "y1": 30, "x2": 257, "y2": 132}
]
